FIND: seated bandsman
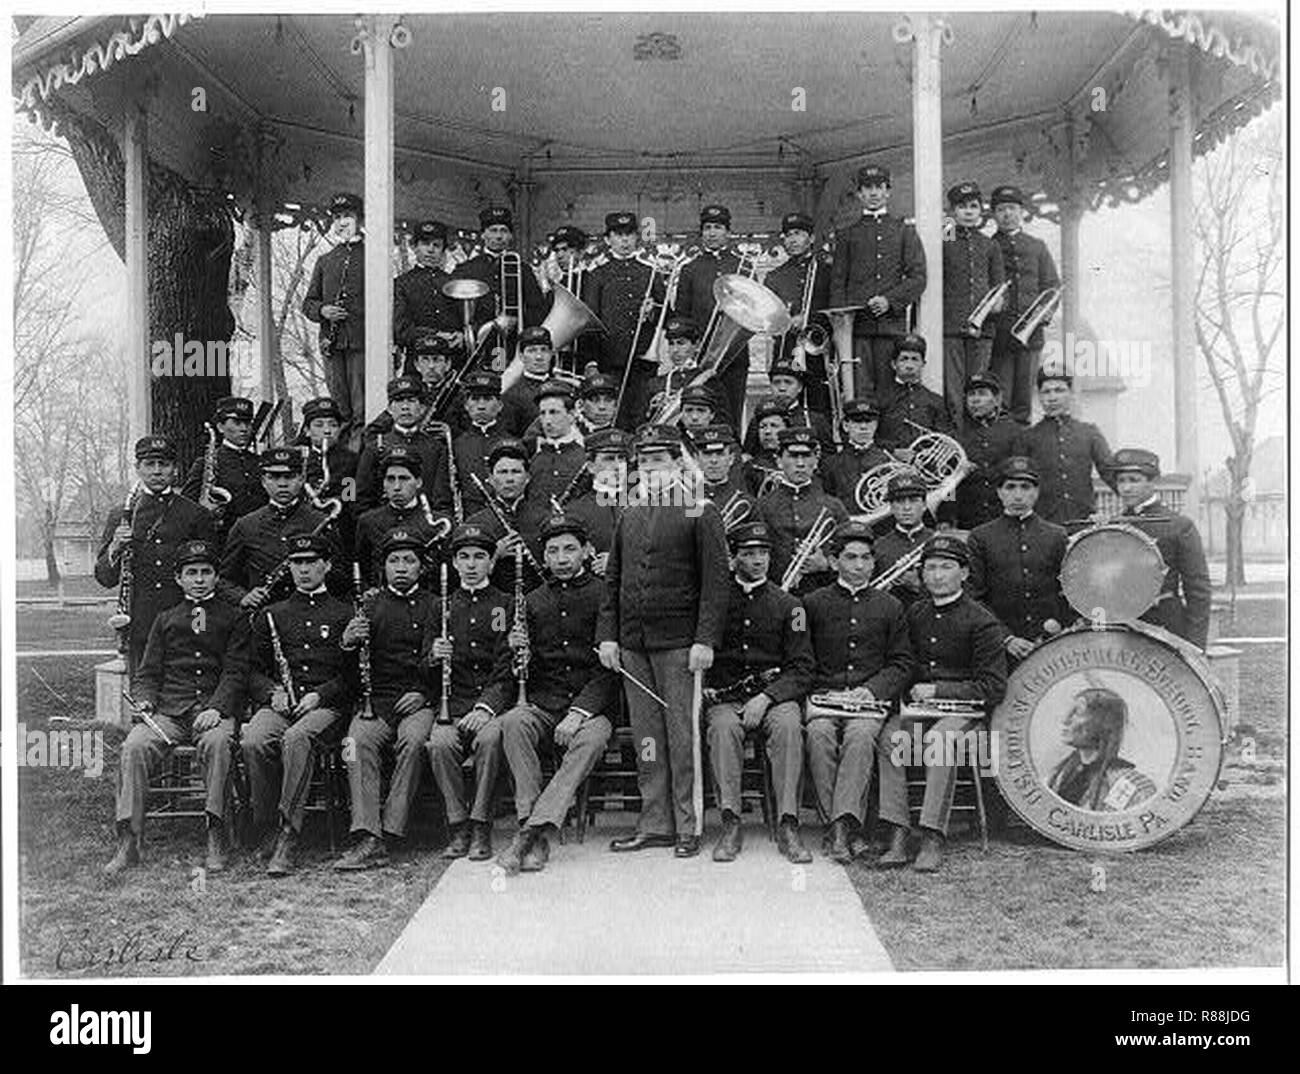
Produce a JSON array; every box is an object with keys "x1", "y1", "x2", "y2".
[
  {"x1": 876, "y1": 534, "x2": 1007, "y2": 872},
  {"x1": 242, "y1": 534, "x2": 357, "y2": 877},
  {"x1": 742, "y1": 398, "x2": 791, "y2": 497},
  {"x1": 951, "y1": 372, "x2": 1025, "y2": 530},
  {"x1": 696, "y1": 424, "x2": 754, "y2": 526},
  {"x1": 181, "y1": 395, "x2": 266, "y2": 547},
  {"x1": 355, "y1": 375, "x2": 454, "y2": 515},
  {"x1": 104, "y1": 539, "x2": 249, "y2": 876},
  {"x1": 821, "y1": 398, "x2": 891, "y2": 506},
  {"x1": 501, "y1": 326, "x2": 558, "y2": 433},
  {"x1": 96, "y1": 435, "x2": 212, "y2": 674},
  {"x1": 454, "y1": 370, "x2": 510, "y2": 518},
  {"x1": 967, "y1": 456, "x2": 1071, "y2": 663},
  {"x1": 354, "y1": 445, "x2": 452, "y2": 591},
  {"x1": 764, "y1": 358, "x2": 835, "y2": 455},
  {"x1": 1111, "y1": 448, "x2": 1211, "y2": 650},
  {"x1": 759, "y1": 427, "x2": 849, "y2": 596},
  {"x1": 875, "y1": 333, "x2": 954, "y2": 452},
  {"x1": 487, "y1": 516, "x2": 619, "y2": 874},
  {"x1": 871, "y1": 470, "x2": 935, "y2": 607},
  {"x1": 218, "y1": 446, "x2": 340, "y2": 610},
  {"x1": 577, "y1": 372, "x2": 619, "y2": 437},
  {"x1": 335, "y1": 530, "x2": 440, "y2": 870},
  {"x1": 803, "y1": 520, "x2": 915, "y2": 862},
  {"x1": 426, "y1": 523, "x2": 511, "y2": 861},
  {"x1": 705, "y1": 521, "x2": 816, "y2": 864},
  {"x1": 466, "y1": 437, "x2": 549, "y2": 594},
  {"x1": 526, "y1": 379, "x2": 586, "y2": 511},
  {"x1": 643, "y1": 316, "x2": 703, "y2": 424},
  {"x1": 299, "y1": 396, "x2": 360, "y2": 556},
  {"x1": 1024, "y1": 367, "x2": 1115, "y2": 525},
  {"x1": 563, "y1": 427, "x2": 631, "y2": 574}
]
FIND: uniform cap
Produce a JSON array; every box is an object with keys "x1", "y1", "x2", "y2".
[
  {"x1": 387, "y1": 375, "x2": 425, "y2": 401},
  {"x1": 842, "y1": 398, "x2": 881, "y2": 421},
  {"x1": 752, "y1": 398, "x2": 792, "y2": 423},
  {"x1": 259, "y1": 446, "x2": 302, "y2": 474},
  {"x1": 488, "y1": 438, "x2": 530, "y2": 468},
  {"x1": 380, "y1": 444, "x2": 422, "y2": 477},
  {"x1": 886, "y1": 470, "x2": 928, "y2": 500},
  {"x1": 302, "y1": 396, "x2": 346, "y2": 423},
  {"x1": 463, "y1": 370, "x2": 502, "y2": 396},
  {"x1": 700, "y1": 204, "x2": 732, "y2": 228},
  {"x1": 964, "y1": 371, "x2": 1002, "y2": 394},
  {"x1": 893, "y1": 333, "x2": 928, "y2": 359},
  {"x1": 550, "y1": 225, "x2": 586, "y2": 249},
  {"x1": 728, "y1": 520, "x2": 773, "y2": 550},
  {"x1": 539, "y1": 513, "x2": 589, "y2": 545},
  {"x1": 998, "y1": 455, "x2": 1040, "y2": 486},
  {"x1": 214, "y1": 396, "x2": 255, "y2": 421},
  {"x1": 947, "y1": 181, "x2": 982, "y2": 206},
  {"x1": 536, "y1": 378, "x2": 577, "y2": 403},
  {"x1": 581, "y1": 372, "x2": 619, "y2": 399},
  {"x1": 135, "y1": 435, "x2": 177, "y2": 461},
  {"x1": 604, "y1": 211, "x2": 638, "y2": 234},
  {"x1": 411, "y1": 333, "x2": 455, "y2": 358},
  {"x1": 1036, "y1": 365, "x2": 1072, "y2": 389},
  {"x1": 692, "y1": 424, "x2": 736, "y2": 453},
  {"x1": 329, "y1": 193, "x2": 362, "y2": 216},
  {"x1": 680, "y1": 384, "x2": 716, "y2": 409},
  {"x1": 450, "y1": 522, "x2": 496, "y2": 554},
  {"x1": 479, "y1": 206, "x2": 513, "y2": 230},
  {"x1": 175, "y1": 539, "x2": 219, "y2": 570},
  {"x1": 1110, "y1": 448, "x2": 1161, "y2": 479},
  {"x1": 920, "y1": 534, "x2": 970, "y2": 568},
  {"x1": 768, "y1": 357, "x2": 805, "y2": 382},
  {"x1": 780, "y1": 212, "x2": 815, "y2": 234},
  {"x1": 286, "y1": 533, "x2": 331, "y2": 560},
  {"x1": 518, "y1": 325, "x2": 553, "y2": 349},
  {"x1": 664, "y1": 317, "x2": 699, "y2": 341},
  {"x1": 856, "y1": 164, "x2": 891, "y2": 187},
  {"x1": 830, "y1": 519, "x2": 875, "y2": 551},
  {"x1": 381, "y1": 528, "x2": 426, "y2": 556},
  {"x1": 776, "y1": 426, "x2": 818, "y2": 454},
  {"x1": 411, "y1": 220, "x2": 447, "y2": 242},
  {"x1": 635, "y1": 424, "x2": 684, "y2": 453},
  {"x1": 990, "y1": 185, "x2": 1025, "y2": 208},
  {"x1": 586, "y1": 428, "x2": 633, "y2": 456}
]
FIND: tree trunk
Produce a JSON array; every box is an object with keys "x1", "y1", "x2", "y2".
[
  {"x1": 1224, "y1": 498, "x2": 1247, "y2": 587},
  {"x1": 44, "y1": 99, "x2": 235, "y2": 474},
  {"x1": 43, "y1": 505, "x2": 61, "y2": 584}
]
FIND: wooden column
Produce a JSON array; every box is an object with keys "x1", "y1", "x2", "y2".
[
  {"x1": 897, "y1": 14, "x2": 946, "y2": 395},
  {"x1": 123, "y1": 104, "x2": 151, "y2": 440},
  {"x1": 1168, "y1": 41, "x2": 1199, "y2": 516},
  {"x1": 255, "y1": 221, "x2": 277, "y2": 402}
]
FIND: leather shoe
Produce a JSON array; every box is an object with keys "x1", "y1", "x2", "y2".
[
  {"x1": 256, "y1": 826, "x2": 280, "y2": 862},
  {"x1": 521, "y1": 833, "x2": 549, "y2": 872},
  {"x1": 334, "y1": 833, "x2": 389, "y2": 871},
  {"x1": 878, "y1": 825, "x2": 910, "y2": 868},
  {"x1": 777, "y1": 818, "x2": 812, "y2": 864},
  {"x1": 496, "y1": 828, "x2": 534, "y2": 875},
  {"x1": 205, "y1": 827, "x2": 228, "y2": 873},
  {"x1": 266, "y1": 827, "x2": 298, "y2": 877},
  {"x1": 609, "y1": 832, "x2": 675, "y2": 853},
  {"x1": 913, "y1": 831, "x2": 944, "y2": 873},
  {"x1": 467, "y1": 821, "x2": 493, "y2": 861},
  {"x1": 442, "y1": 822, "x2": 471, "y2": 859},
  {"x1": 828, "y1": 818, "x2": 853, "y2": 863},
  {"x1": 712, "y1": 814, "x2": 743, "y2": 862},
  {"x1": 104, "y1": 831, "x2": 140, "y2": 876},
  {"x1": 674, "y1": 835, "x2": 701, "y2": 858}
]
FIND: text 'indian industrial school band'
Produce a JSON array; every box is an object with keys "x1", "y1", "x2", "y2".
[{"x1": 99, "y1": 169, "x2": 1210, "y2": 877}]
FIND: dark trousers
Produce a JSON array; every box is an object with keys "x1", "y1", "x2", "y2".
[
  {"x1": 622, "y1": 648, "x2": 697, "y2": 837},
  {"x1": 852, "y1": 337, "x2": 898, "y2": 398},
  {"x1": 325, "y1": 346, "x2": 367, "y2": 423},
  {"x1": 943, "y1": 336, "x2": 994, "y2": 432},
  {"x1": 991, "y1": 335, "x2": 1041, "y2": 424}
]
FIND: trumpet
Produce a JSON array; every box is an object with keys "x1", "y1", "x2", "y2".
[
  {"x1": 1011, "y1": 286, "x2": 1061, "y2": 345},
  {"x1": 900, "y1": 698, "x2": 987, "y2": 718},
  {"x1": 779, "y1": 507, "x2": 838, "y2": 592},
  {"x1": 718, "y1": 490, "x2": 753, "y2": 533},
  {"x1": 965, "y1": 280, "x2": 1009, "y2": 336},
  {"x1": 870, "y1": 542, "x2": 926, "y2": 591}
]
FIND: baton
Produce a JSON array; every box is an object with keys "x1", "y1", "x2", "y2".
[
  {"x1": 591, "y1": 648, "x2": 668, "y2": 708},
  {"x1": 691, "y1": 669, "x2": 704, "y2": 837},
  {"x1": 121, "y1": 690, "x2": 175, "y2": 746}
]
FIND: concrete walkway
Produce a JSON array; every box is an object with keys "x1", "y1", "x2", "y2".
[{"x1": 376, "y1": 819, "x2": 894, "y2": 976}]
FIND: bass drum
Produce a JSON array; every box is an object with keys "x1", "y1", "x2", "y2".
[
  {"x1": 991, "y1": 622, "x2": 1226, "y2": 852},
  {"x1": 1059, "y1": 522, "x2": 1165, "y2": 624}
]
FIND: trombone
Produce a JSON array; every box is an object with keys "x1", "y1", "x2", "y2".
[
  {"x1": 1011, "y1": 286, "x2": 1061, "y2": 345},
  {"x1": 779, "y1": 507, "x2": 839, "y2": 592}
]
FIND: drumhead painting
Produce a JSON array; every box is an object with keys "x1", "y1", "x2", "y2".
[{"x1": 992, "y1": 625, "x2": 1226, "y2": 851}]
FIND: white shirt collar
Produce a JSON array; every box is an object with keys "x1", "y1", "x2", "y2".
[
  {"x1": 932, "y1": 591, "x2": 963, "y2": 607},
  {"x1": 862, "y1": 208, "x2": 888, "y2": 220},
  {"x1": 386, "y1": 583, "x2": 420, "y2": 597},
  {"x1": 734, "y1": 575, "x2": 767, "y2": 594},
  {"x1": 895, "y1": 521, "x2": 927, "y2": 540},
  {"x1": 838, "y1": 578, "x2": 873, "y2": 597},
  {"x1": 538, "y1": 427, "x2": 584, "y2": 450},
  {"x1": 461, "y1": 579, "x2": 490, "y2": 593},
  {"x1": 297, "y1": 584, "x2": 329, "y2": 596}
]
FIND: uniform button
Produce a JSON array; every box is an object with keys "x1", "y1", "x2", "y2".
[
  {"x1": 850, "y1": 618, "x2": 857, "y2": 625},
  {"x1": 930, "y1": 636, "x2": 938, "y2": 643}
]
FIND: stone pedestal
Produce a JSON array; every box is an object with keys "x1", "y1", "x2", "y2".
[{"x1": 95, "y1": 657, "x2": 130, "y2": 730}]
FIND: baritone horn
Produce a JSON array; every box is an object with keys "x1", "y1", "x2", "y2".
[
  {"x1": 501, "y1": 282, "x2": 604, "y2": 393},
  {"x1": 1011, "y1": 286, "x2": 1061, "y2": 345},
  {"x1": 824, "y1": 305, "x2": 862, "y2": 409}
]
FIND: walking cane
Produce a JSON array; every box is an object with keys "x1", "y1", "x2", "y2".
[{"x1": 691, "y1": 669, "x2": 704, "y2": 837}]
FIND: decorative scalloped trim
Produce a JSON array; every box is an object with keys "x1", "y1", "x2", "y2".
[{"x1": 1129, "y1": 9, "x2": 1279, "y2": 82}]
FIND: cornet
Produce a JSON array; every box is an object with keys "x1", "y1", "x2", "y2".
[{"x1": 779, "y1": 507, "x2": 838, "y2": 592}]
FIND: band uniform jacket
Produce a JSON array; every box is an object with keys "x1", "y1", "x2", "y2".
[
  {"x1": 564, "y1": 493, "x2": 621, "y2": 560},
  {"x1": 707, "y1": 578, "x2": 815, "y2": 706},
  {"x1": 350, "y1": 585, "x2": 440, "y2": 724},
  {"x1": 671, "y1": 248, "x2": 752, "y2": 396},
  {"x1": 905, "y1": 593, "x2": 1007, "y2": 705},
  {"x1": 442, "y1": 583, "x2": 511, "y2": 720},
  {"x1": 758, "y1": 478, "x2": 850, "y2": 595},
  {"x1": 303, "y1": 238, "x2": 365, "y2": 352},
  {"x1": 249, "y1": 589, "x2": 357, "y2": 714},
  {"x1": 875, "y1": 378, "x2": 955, "y2": 450},
  {"x1": 95, "y1": 489, "x2": 213, "y2": 661},
  {"x1": 501, "y1": 373, "x2": 551, "y2": 436},
  {"x1": 355, "y1": 424, "x2": 454, "y2": 516},
  {"x1": 943, "y1": 226, "x2": 1005, "y2": 338},
  {"x1": 581, "y1": 252, "x2": 666, "y2": 374},
  {"x1": 132, "y1": 595, "x2": 250, "y2": 719},
  {"x1": 181, "y1": 442, "x2": 267, "y2": 544},
  {"x1": 452, "y1": 248, "x2": 550, "y2": 334},
  {"x1": 479, "y1": 569, "x2": 618, "y2": 718},
  {"x1": 465, "y1": 494, "x2": 550, "y2": 594},
  {"x1": 454, "y1": 417, "x2": 513, "y2": 517},
  {"x1": 1023, "y1": 413, "x2": 1114, "y2": 525},
  {"x1": 967, "y1": 512, "x2": 1072, "y2": 641},
  {"x1": 956, "y1": 411, "x2": 1027, "y2": 529},
  {"x1": 1120, "y1": 498, "x2": 1212, "y2": 649},
  {"x1": 302, "y1": 440, "x2": 360, "y2": 557},
  {"x1": 598, "y1": 496, "x2": 730, "y2": 653},
  {"x1": 821, "y1": 442, "x2": 892, "y2": 506},
  {"x1": 393, "y1": 263, "x2": 461, "y2": 347},
  {"x1": 526, "y1": 436, "x2": 587, "y2": 513},
  {"x1": 763, "y1": 250, "x2": 832, "y2": 374},
  {"x1": 217, "y1": 497, "x2": 338, "y2": 605},
  {"x1": 741, "y1": 400, "x2": 835, "y2": 456},
  {"x1": 804, "y1": 581, "x2": 914, "y2": 697},
  {"x1": 353, "y1": 500, "x2": 454, "y2": 591},
  {"x1": 701, "y1": 477, "x2": 756, "y2": 532},
  {"x1": 871, "y1": 523, "x2": 935, "y2": 608},
  {"x1": 828, "y1": 213, "x2": 926, "y2": 338},
  {"x1": 992, "y1": 229, "x2": 1060, "y2": 352}
]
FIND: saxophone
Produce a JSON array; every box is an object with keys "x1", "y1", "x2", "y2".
[
  {"x1": 266, "y1": 610, "x2": 298, "y2": 709},
  {"x1": 350, "y1": 562, "x2": 375, "y2": 719},
  {"x1": 106, "y1": 484, "x2": 144, "y2": 653},
  {"x1": 200, "y1": 424, "x2": 233, "y2": 510}
]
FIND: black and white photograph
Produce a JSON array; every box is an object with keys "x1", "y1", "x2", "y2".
[{"x1": 2, "y1": 1, "x2": 1288, "y2": 1001}]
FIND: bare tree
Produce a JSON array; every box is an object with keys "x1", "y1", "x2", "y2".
[{"x1": 1193, "y1": 108, "x2": 1285, "y2": 586}]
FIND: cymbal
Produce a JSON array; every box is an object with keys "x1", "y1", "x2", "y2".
[{"x1": 442, "y1": 278, "x2": 491, "y2": 301}]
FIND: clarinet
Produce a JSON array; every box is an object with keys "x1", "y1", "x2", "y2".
[
  {"x1": 350, "y1": 562, "x2": 375, "y2": 719},
  {"x1": 438, "y1": 562, "x2": 453, "y2": 724},
  {"x1": 106, "y1": 484, "x2": 144, "y2": 654},
  {"x1": 513, "y1": 543, "x2": 529, "y2": 705},
  {"x1": 265, "y1": 611, "x2": 298, "y2": 709},
  {"x1": 702, "y1": 667, "x2": 783, "y2": 706},
  {"x1": 322, "y1": 244, "x2": 353, "y2": 357}
]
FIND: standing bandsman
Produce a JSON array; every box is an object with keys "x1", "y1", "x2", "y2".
[
  {"x1": 598, "y1": 425, "x2": 730, "y2": 858},
  {"x1": 762, "y1": 357, "x2": 836, "y2": 454},
  {"x1": 829, "y1": 164, "x2": 927, "y2": 397},
  {"x1": 354, "y1": 376, "x2": 454, "y2": 515},
  {"x1": 803, "y1": 520, "x2": 914, "y2": 862},
  {"x1": 96, "y1": 435, "x2": 212, "y2": 674},
  {"x1": 876, "y1": 534, "x2": 1007, "y2": 872},
  {"x1": 871, "y1": 471, "x2": 935, "y2": 608},
  {"x1": 425, "y1": 522, "x2": 512, "y2": 861},
  {"x1": 759, "y1": 427, "x2": 849, "y2": 596},
  {"x1": 580, "y1": 212, "x2": 664, "y2": 427},
  {"x1": 672, "y1": 204, "x2": 750, "y2": 428},
  {"x1": 104, "y1": 539, "x2": 248, "y2": 876},
  {"x1": 353, "y1": 446, "x2": 452, "y2": 590},
  {"x1": 876, "y1": 333, "x2": 954, "y2": 452},
  {"x1": 299, "y1": 395, "x2": 360, "y2": 558},
  {"x1": 181, "y1": 395, "x2": 266, "y2": 547},
  {"x1": 217, "y1": 446, "x2": 339, "y2": 610},
  {"x1": 492, "y1": 515, "x2": 620, "y2": 874},
  {"x1": 577, "y1": 372, "x2": 620, "y2": 437},
  {"x1": 466, "y1": 438, "x2": 549, "y2": 594},
  {"x1": 453, "y1": 207, "x2": 549, "y2": 368},
  {"x1": 303, "y1": 193, "x2": 366, "y2": 421},
  {"x1": 242, "y1": 533, "x2": 356, "y2": 876},
  {"x1": 821, "y1": 398, "x2": 891, "y2": 506},
  {"x1": 990, "y1": 185, "x2": 1061, "y2": 422},
  {"x1": 542, "y1": 225, "x2": 596, "y2": 376},
  {"x1": 705, "y1": 520, "x2": 816, "y2": 864},
  {"x1": 501, "y1": 326, "x2": 558, "y2": 433},
  {"x1": 335, "y1": 530, "x2": 440, "y2": 870},
  {"x1": 953, "y1": 372, "x2": 1025, "y2": 530},
  {"x1": 967, "y1": 456, "x2": 1072, "y2": 662},
  {"x1": 454, "y1": 370, "x2": 510, "y2": 517},
  {"x1": 764, "y1": 212, "x2": 833, "y2": 414},
  {"x1": 526, "y1": 379, "x2": 586, "y2": 512},
  {"x1": 942, "y1": 181, "x2": 1005, "y2": 432},
  {"x1": 562, "y1": 427, "x2": 631, "y2": 573},
  {"x1": 1023, "y1": 368, "x2": 1114, "y2": 525},
  {"x1": 1111, "y1": 449, "x2": 1211, "y2": 650},
  {"x1": 394, "y1": 220, "x2": 460, "y2": 358}
]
